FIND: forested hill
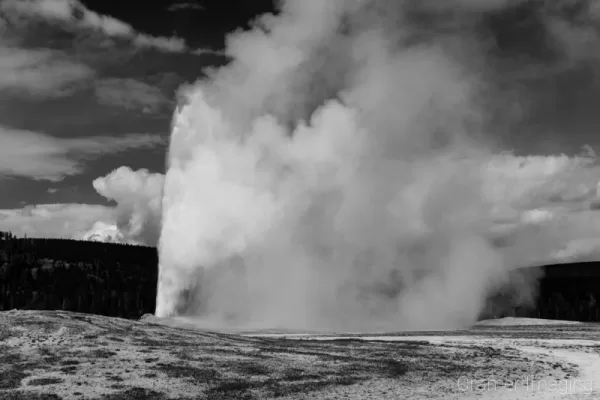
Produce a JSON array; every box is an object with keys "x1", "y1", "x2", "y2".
[{"x1": 0, "y1": 231, "x2": 158, "y2": 319}]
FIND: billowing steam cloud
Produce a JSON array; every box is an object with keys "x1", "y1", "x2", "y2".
[
  {"x1": 156, "y1": 0, "x2": 600, "y2": 330},
  {"x1": 93, "y1": 166, "x2": 163, "y2": 246}
]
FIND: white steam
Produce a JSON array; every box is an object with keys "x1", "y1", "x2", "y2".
[
  {"x1": 156, "y1": 0, "x2": 597, "y2": 330},
  {"x1": 93, "y1": 166, "x2": 163, "y2": 246}
]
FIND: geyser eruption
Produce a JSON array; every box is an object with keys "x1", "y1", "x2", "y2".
[{"x1": 156, "y1": 0, "x2": 576, "y2": 330}]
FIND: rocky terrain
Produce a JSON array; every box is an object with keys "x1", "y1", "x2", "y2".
[{"x1": 1, "y1": 311, "x2": 599, "y2": 399}]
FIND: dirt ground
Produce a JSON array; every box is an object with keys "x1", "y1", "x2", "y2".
[{"x1": 1, "y1": 311, "x2": 599, "y2": 399}]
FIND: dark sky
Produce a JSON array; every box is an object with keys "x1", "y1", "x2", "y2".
[{"x1": 80, "y1": 0, "x2": 276, "y2": 49}]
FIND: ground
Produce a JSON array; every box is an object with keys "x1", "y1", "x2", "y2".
[{"x1": 1, "y1": 311, "x2": 600, "y2": 399}]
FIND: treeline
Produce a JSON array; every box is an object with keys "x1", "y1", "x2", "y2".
[
  {"x1": 0, "y1": 231, "x2": 158, "y2": 319},
  {"x1": 536, "y1": 291, "x2": 599, "y2": 321},
  {"x1": 481, "y1": 263, "x2": 600, "y2": 322},
  {"x1": 482, "y1": 289, "x2": 600, "y2": 321},
  {"x1": 4, "y1": 229, "x2": 600, "y2": 323},
  {"x1": 536, "y1": 274, "x2": 600, "y2": 322}
]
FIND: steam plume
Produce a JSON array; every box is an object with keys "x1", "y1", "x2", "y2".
[
  {"x1": 93, "y1": 167, "x2": 163, "y2": 246},
  {"x1": 156, "y1": 0, "x2": 598, "y2": 330}
]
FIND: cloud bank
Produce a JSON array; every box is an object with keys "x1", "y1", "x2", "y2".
[
  {"x1": 154, "y1": 0, "x2": 600, "y2": 330},
  {"x1": 0, "y1": 203, "x2": 113, "y2": 239}
]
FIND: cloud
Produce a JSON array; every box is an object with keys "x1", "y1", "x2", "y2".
[
  {"x1": 474, "y1": 150, "x2": 600, "y2": 265},
  {"x1": 0, "y1": 45, "x2": 94, "y2": 97},
  {"x1": 551, "y1": 236, "x2": 600, "y2": 263},
  {"x1": 482, "y1": 151, "x2": 598, "y2": 213},
  {"x1": 0, "y1": 166, "x2": 166, "y2": 244},
  {"x1": 0, "y1": 0, "x2": 188, "y2": 53},
  {"x1": 93, "y1": 78, "x2": 173, "y2": 114},
  {"x1": 167, "y1": 2, "x2": 205, "y2": 12},
  {"x1": 93, "y1": 166, "x2": 164, "y2": 246},
  {"x1": 543, "y1": 193, "x2": 600, "y2": 262},
  {"x1": 0, "y1": 203, "x2": 114, "y2": 239},
  {"x1": 0, "y1": 126, "x2": 166, "y2": 181},
  {"x1": 0, "y1": 0, "x2": 216, "y2": 102},
  {"x1": 190, "y1": 48, "x2": 227, "y2": 56},
  {"x1": 79, "y1": 221, "x2": 128, "y2": 243},
  {"x1": 521, "y1": 209, "x2": 554, "y2": 225}
]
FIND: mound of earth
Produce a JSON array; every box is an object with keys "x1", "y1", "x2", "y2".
[
  {"x1": 1, "y1": 310, "x2": 599, "y2": 399},
  {"x1": 475, "y1": 317, "x2": 582, "y2": 326}
]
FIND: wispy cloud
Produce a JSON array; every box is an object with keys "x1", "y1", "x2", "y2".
[
  {"x1": 483, "y1": 152, "x2": 597, "y2": 212},
  {"x1": 93, "y1": 78, "x2": 173, "y2": 114},
  {"x1": 0, "y1": 126, "x2": 166, "y2": 181},
  {"x1": 0, "y1": 45, "x2": 94, "y2": 97},
  {"x1": 1, "y1": 0, "x2": 188, "y2": 53}
]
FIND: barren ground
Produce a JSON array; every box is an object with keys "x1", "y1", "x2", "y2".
[{"x1": 1, "y1": 311, "x2": 600, "y2": 399}]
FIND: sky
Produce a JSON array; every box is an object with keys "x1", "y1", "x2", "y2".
[
  {"x1": 3, "y1": 0, "x2": 600, "y2": 266},
  {"x1": 0, "y1": 0, "x2": 272, "y2": 238}
]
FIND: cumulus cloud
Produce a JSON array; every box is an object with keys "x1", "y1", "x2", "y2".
[
  {"x1": 79, "y1": 221, "x2": 128, "y2": 244},
  {"x1": 93, "y1": 166, "x2": 164, "y2": 246},
  {"x1": 0, "y1": 203, "x2": 114, "y2": 239},
  {"x1": 0, "y1": 166, "x2": 164, "y2": 244},
  {"x1": 0, "y1": 0, "x2": 188, "y2": 53},
  {"x1": 0, "y1": 126, "x2": 166, "y2": 181}
]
